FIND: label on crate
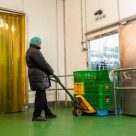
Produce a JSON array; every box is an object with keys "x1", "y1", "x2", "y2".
[
  {"x1": 74, "y1": 83, "x2": 84, "y2": 95},
  {"x1": 106, "y1": 96, "x2": 109, "y2": 103}
]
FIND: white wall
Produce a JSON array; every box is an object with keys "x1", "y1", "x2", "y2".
[
  {"x1": 1, "y1": 0, "x2": 136, "y2": 103},
  {"x1": 0, "y1": 0, "x2": 23, "y2": 11},
  {"x1": 0, "y1": 0, "x2": 65, "y2": 102},
  {"x1": 64, "y1": 0, "x2": 136, "y2": 101},
  {"x1": 65, "y1": 0, "x2": 87, "y2": 73},
  {"x1": 23, "y1": 0, "x2": 65, "y2": 102},
  {"x1": 24, "y1": 0, "x2": 65, "y2": 102},
  {"x1": 24, "y1": 0, "x2": 57, "y2": 73},
  {"x1": 86, "y1": 0, "x2": 119, "y2": 31},
  {"x1": 64, "y1": 0, "x2": 87, "y2": 100},
  {"x1": 119, "y1": 0, "x2": 136, "y2": 20},
  {"x1": 64, "y1": 0, "x2": 136, "y2": 75}
]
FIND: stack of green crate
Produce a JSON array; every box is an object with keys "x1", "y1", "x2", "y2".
[
  {"x1": 97, "y1": 70, "x2": 112, "y2": 109},
  {"x1": 73, "y1": 70, "x2": 112, "y2": 110}
]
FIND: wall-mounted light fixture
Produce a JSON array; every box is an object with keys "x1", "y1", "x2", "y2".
[
  {"x1": 94, "y1": 9, "x2": 103, "y2": 16},
  {"x1": 94, "y1": 9, "x2": 106, "y2": 21}
]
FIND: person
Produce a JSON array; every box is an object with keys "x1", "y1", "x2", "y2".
[{"x1": 26, "y1": 37, "x2": 56, "y2": 121}]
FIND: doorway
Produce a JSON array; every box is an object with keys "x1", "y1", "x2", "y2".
[{"x1": 0, "y1": 11, "x2": 26, "y2": 113}]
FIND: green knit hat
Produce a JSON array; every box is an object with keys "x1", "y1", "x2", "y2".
[{"x1": 29, "y1": 37, "x2": 42, "y2": 46}]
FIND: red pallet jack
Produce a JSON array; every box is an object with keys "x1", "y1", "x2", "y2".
[{"x1": 50, "y1": 75, "x2": 96, "y2": 116}]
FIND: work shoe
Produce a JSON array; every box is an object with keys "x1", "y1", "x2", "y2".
[
  {"x1": 32, "y1": 116, "x2": 47, "y2": 121},
  {"x1": 46, "y1": 113, "x2": 57, "y2": 119}
]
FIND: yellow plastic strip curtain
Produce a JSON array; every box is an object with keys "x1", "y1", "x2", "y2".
[{"x1": 0, "y1": 12, "x2": 26, "y2": 113}]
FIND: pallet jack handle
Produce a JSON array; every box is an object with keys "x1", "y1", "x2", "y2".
[
  {"x1": 50, "y1": 74, "x2": 79, "y2": 107},
  {"x1": 50, "y1": 74, "x2": 96, "y2": 116}
]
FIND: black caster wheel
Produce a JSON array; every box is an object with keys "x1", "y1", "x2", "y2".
[{"x1": 72, "y1": 108, "x2": 83, "y2": 116}]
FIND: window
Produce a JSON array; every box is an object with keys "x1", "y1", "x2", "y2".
[{"x1": 88, "y1": 33, "x2": 120, "y2": 72}]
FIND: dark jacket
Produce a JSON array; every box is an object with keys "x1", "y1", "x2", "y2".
[{"x1": 26, "y1": 46, "x2": 54, "y2": 91}]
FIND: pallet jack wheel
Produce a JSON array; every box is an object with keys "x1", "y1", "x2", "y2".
[{"x1": 72, "y1": 108, "x2": 83, "y2": 116}]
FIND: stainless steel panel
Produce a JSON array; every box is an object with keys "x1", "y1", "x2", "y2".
[
  {"x1": 122, "y1": 89, "x2": 136, "y2": 115},
  {"x1": 119, "y1": 23, "x2": 136, "y2": 115},
  {"x1": 119, "y1": 24, "x2": 136, "y2": 68}
]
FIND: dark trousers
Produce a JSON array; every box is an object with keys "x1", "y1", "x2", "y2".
[{"x1": 33, "y1": 90, "x2": 52, "y2": 117}]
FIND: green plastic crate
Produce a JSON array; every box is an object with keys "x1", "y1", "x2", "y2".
[
  {"x1": 97, "y1": 95, "x2": 112, "y2": 109},
  {"x1": 84, "y1": 81, "x2": 111, "y2": 94},
  {"x1": 84, "y1": 94, "x2": 112, "y2": 110},
  {"x1": 74, "y1": 70, "x2": 99, "y2": 82},
  {"x1": 97, "y1": 70, "x2": 109, "y2": 79},
  {"x1": 74, "y1": 70, "x2": 110, "y2": 83},
  {"x1": 73, "y1": 70, "x2": 112, "y2": 110}
]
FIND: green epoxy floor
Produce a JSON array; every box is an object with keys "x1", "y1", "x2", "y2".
[{"x1": 0, "y1": 108, "x2": 136, "y2": 136}]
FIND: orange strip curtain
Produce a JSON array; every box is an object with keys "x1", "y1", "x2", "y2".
[{"x1": 0, "y1": 12, "x2": 26, "y2": 113}]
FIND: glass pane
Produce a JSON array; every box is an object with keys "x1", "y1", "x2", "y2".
[{"x1": 88, "y1": 33, "x2": 120, "y2": 80}]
